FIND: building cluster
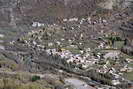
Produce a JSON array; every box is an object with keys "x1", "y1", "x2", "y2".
[
  {"x1": 62, "y1": 17, "x2": 108, "y2": 26},
  {"x1": 13, "y1": 22, "x2": 133, "y2": 88}
]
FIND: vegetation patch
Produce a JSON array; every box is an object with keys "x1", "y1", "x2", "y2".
[{"x1": 31, "y1": 75, "x2": 41, "y2": 82}]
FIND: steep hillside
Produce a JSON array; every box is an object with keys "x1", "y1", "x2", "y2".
[{"x1": 0, "y1": 0, "x2": 132, "y2": 26}]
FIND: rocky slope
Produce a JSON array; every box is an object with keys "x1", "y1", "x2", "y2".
[
  {"x1": 120, "y1": 19, "x2": 133, "y2": 55},
  {"x1": 0, "y1": 0, "x2": 132, "y2": 26}
]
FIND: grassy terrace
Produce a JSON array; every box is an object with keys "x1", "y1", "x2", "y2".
[
  {"x1": 0, "y1": 77, "x2": 64, "y2": 89},
  {"x1": 123, "y1": 72, "x2": 133, "y2": 81}
]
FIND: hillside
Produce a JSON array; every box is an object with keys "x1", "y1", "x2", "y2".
[
  {"x1": 0, "y1": 0, "x2": 133, "y2": 89},
  {"x1": 0, "y1": 0, "x2": 132, "y2": 26}
]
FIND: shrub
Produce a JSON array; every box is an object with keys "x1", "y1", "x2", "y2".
[{"x1": 31, "y1": 75, "x2": 41, "y2": 82}]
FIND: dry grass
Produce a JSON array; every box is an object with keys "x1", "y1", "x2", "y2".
[
  {"x1": 0, "y1": 60, "x2": 18, "y2": 70},
  {"x1": 0, "y1": 78, "x2": 51, "y2": 89}
]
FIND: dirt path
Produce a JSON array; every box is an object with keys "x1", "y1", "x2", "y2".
[{"x1": 0, "y1": 70, "x2": 45, "y2": 78}]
